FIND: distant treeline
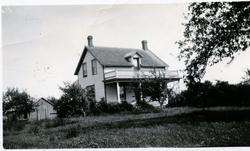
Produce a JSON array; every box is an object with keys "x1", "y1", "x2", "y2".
[{"x1": 168, "y1": 81, "x2": 250, "y2": 107}]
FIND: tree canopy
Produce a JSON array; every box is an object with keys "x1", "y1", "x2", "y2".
[
  {"x1": 3, "y1": 88, "x2": 34, "y2": 119},
  {"x1": 54, "y1": 82, "x2": 88, "y2": 118},
  {"x1": 242, "y1": 69, "x2": 250, "y2": 84},
  {"x1": 178, "y1": 2, "x2": 250, "y2": 85},
  {"x1": 135, "y1": 70, "x2": 176, "y2": 107}
]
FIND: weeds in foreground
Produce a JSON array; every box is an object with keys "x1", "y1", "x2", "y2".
[
  {"x1": 65, "y1": 124, "x2": 81, "y2": 139},
  {"x1": 3, "y1": 110, "x2": 250, "y2": 148},
  {"x1": 3, "y1": 120, "x2": 27, "y2": 131},
  {"x1": 28, "y1": 125, "x2": 40, "y2": 135}
]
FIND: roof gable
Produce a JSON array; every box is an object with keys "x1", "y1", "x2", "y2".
[
  {"x1": 74, "y1": 47, "x2": 88, "y2": 75},
  {"x1": 35, "y1": 97, "x2": 55, "y2": 106},
  {"x1": 124, "y1": 51, "x2": 143, "y2": 58}
]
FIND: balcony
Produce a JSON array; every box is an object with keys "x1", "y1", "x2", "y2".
[{"x1": 104, "y1": 68, "x2": 181, "y2": 81}]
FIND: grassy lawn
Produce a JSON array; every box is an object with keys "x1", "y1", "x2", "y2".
[{"x1": 3, "y1": 108, "x2": 250, "y2": 148}]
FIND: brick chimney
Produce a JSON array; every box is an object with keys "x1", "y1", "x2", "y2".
[
  {"x1": 87, "y1": 35, "x2": 94, "y2": 47},
  {"x1": 142, "y1": 40, "x2": 148, "y2": 50}
]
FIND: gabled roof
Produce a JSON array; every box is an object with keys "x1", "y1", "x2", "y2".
[
  {"x1": 4, "y1": 98, "x2": 55, "y2": 115},
  {"x1": 35, "y1": 97, "x2": 55, "y2": 106},
  {"x1": 74, "y1": 46, "x2": 169, "y2": 75}
]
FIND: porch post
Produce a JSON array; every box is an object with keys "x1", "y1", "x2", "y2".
[
  {"x1": 139, "y1": 82, "x2": 143, "y2": 101},
  {"x1": 117, "y1": 82, "x2": 121, "y2": 103},
  {"x1": 177, "y1": 79, "x2": 181, "y2": 93}
]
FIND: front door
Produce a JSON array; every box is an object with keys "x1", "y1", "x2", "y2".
[{"x1": 120, "y1": 85, "x2": 126, "y2": 102}]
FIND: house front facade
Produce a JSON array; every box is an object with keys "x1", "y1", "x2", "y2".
[{"x1": 74, "y1": 36, "x2": 181, "y2": 103}]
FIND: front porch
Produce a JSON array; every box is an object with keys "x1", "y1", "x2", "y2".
[
  {"x1": 104, "y1": 78, "x2": 181, "y2": 104},
  {"x1": 103, "y1": 68, "x2": 181, "y2": 104},
  {"x1": 105, "y1": 81, "x2": 137, "y2": 104}
]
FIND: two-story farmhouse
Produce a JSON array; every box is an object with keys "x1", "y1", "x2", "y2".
[{"x1": 74, "y1": 36, "x2": 180, "y2": 103}]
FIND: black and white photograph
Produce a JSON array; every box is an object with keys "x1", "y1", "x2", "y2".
[{"x1": 2, "y1": 0, "x2": 250, "y2": 149}]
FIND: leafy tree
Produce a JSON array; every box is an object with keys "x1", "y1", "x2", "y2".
[
  {"x1": 46, "y1": 96, "x2": 58, "y2": 105},
  {"x1": 242, "y1": 69, "x2": 250, "y2": 84},
  {"x1": 138, "y1": 70, "x2": 175, "y2": 107},
  {"x1": 178, "y1": 2, "x2": 250, "y2": 85},
  {"x1": 54, "y1": 82, "x2": 88, "y2": 118},
  {"x1": 3, "y1": 88, "x2": 34, "y2": 119},
  {"x1": 141, "y1": 78, "x2": 168, "y2": 107}
]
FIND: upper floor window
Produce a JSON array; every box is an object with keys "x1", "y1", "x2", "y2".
[
  {"x1": 82, "y1": 63, "x2": 87, "y2": 77},
  {"x1": 91, "y1": 59, "x2": 97, "y2": 75},
  {"x1": 133, "y1": 57, "x2": 140, "y2": 69}
]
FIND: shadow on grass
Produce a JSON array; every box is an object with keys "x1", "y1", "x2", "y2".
[{"x1": 78, "y1": 110, "x2": 250, "y2": 131}]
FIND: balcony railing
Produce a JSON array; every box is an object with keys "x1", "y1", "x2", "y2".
[{"x1": 104, "y1": 69, "x2": 181, "y2": 80}]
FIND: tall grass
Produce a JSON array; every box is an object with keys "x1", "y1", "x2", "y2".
[{"x1": 3, "y1": 110, "x2": 250, "y2": 148}]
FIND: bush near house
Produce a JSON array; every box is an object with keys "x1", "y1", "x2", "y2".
[
  {"x1": 135, "y1": 100, "x2": 160, "y2": 113},
  {"x1": 89, "y1": 99, "x2": 161, "y2": 116},
  {"x1": 55, "y1": 82, "x2": 159, "y2": 117},
  {"x1": 168, "y1": 81, "x2": 250, "y2": 107},
  {"x1": 54, "y1": 82, "x2": 88, "y2": 118}
]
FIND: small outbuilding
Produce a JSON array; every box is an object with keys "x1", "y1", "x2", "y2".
[{"x1": 29, "y1": 98, "x2": 57, "y2": 121}]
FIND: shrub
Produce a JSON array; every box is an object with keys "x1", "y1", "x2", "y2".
[
  {"x1": 88, "y1": 100, "x2": 101, "y2": 115},
  {"x1": 119, "y1": 101, "x2": 134, "y2": 112},
  {"x1": 136, "y1": 100, "x2": 159, "y2": 113},
  {"x1": 94, "y1": 100, "x2": 136, "y2": 114},
  {"x1": 167, "y1": 80, "x2": 250, "y2": 107},
  {"x1": 102, "y1": 102, "x2": 121, "y2": 114},
  {"x1": 167, "y1": 92, "x2": 187, "y2": 107},
  {"x1": 97, "y1": 99, "x2": 110, "y2": 113}
]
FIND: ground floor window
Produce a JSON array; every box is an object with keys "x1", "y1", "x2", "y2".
[{"x1": 86, "y1": 85, "x2": 95, "y2": 101}]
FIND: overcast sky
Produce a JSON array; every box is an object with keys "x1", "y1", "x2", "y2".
[{"x1": 2, "y1": 4, "x2": 250, "y2": 99}]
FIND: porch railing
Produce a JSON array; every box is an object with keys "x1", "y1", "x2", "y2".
[{"x1": 104, "y1": 69, "x2": 181, "y2": 80}]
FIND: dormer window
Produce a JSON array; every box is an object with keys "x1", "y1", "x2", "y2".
[
  {"x1": 133, "y1": 57, "x2": 140, "y2": 69},
  {"x1": 124, "y1": 51, "x2": 143, "y2": 69}
]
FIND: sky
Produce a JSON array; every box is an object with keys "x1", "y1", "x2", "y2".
[{"x1": 2, "y1": 4, "x2": 250, "y2": 99}]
